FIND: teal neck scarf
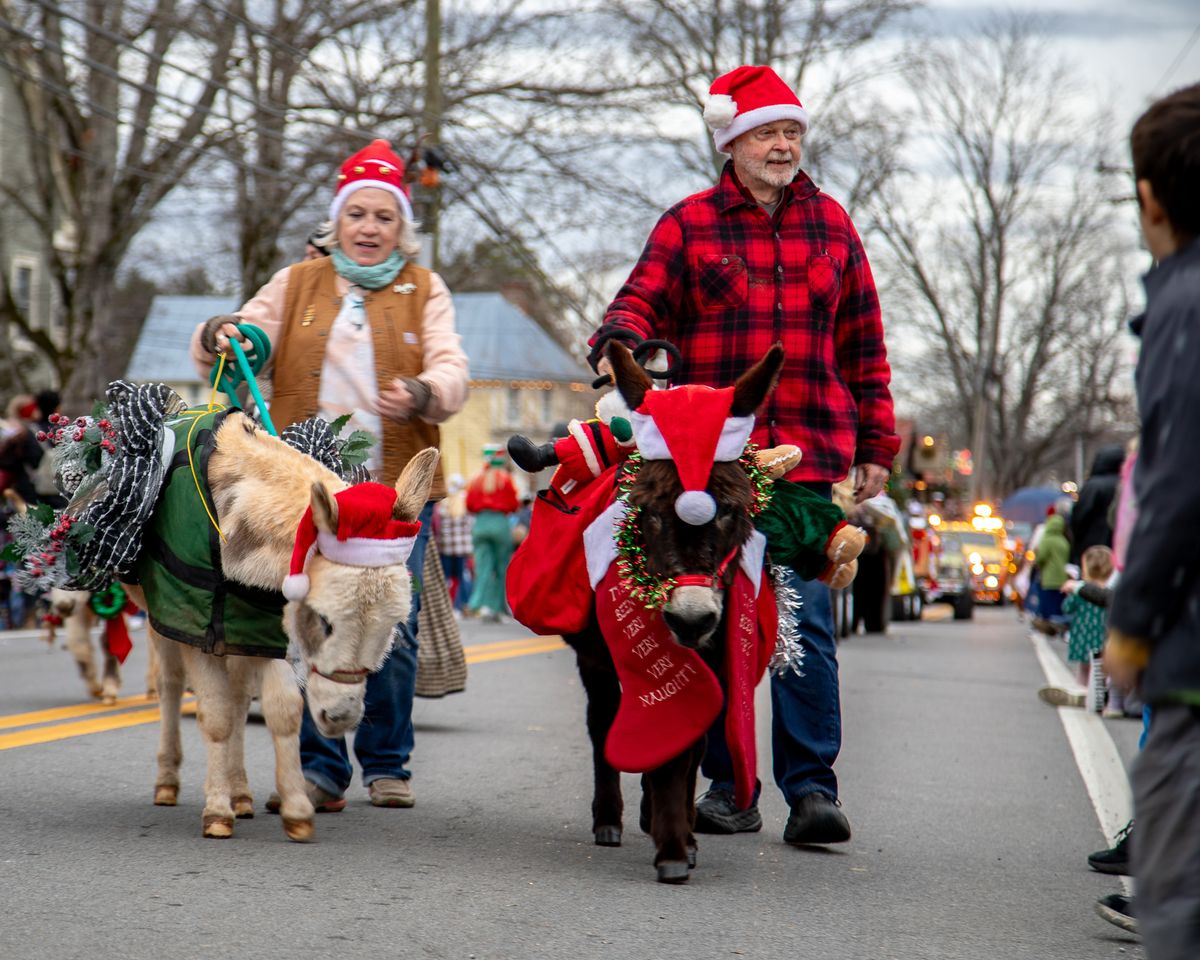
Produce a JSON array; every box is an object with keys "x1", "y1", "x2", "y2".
[{"x1": 331, "y1": 248, "x2": 406, "y2": 290}]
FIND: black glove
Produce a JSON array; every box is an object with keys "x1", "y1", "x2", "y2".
[{"x1": 200, "y1": 314, "x2": 240, "y2": 354}]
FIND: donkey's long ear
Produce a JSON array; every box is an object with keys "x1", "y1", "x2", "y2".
[
  {"x1": 311, "y1": 482, "x2": 339, "y2": 534},
  {"x1": 394, "y1": 447, "x2": 440, "y2": 521},
  {"x1": 608, "y1": 340, "x2": 652, "y2": 412},
  {"x1": 731, "y1": 343, "x2": 785, "y2": 417}
]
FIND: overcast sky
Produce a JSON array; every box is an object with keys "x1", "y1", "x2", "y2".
[
  {"x1": 134, "y1": 0, "x2": 1200, "y2": 291},
  {"x1": 910, "y1": 0, "x2": 1199, "y2": 133}
]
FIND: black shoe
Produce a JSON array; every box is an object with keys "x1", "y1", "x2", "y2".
[
  {"x1": 507, "y1": 435, "x2": 557, "y2": 473},
  {"x1": 1088, "y1": 820, "x2": 1132, "y2": 875},
  {"x1": 1095, "y1": 894, "x2": 1136, "y2": 933},
  {"x1": 784, "y1": 792, "x2": 851, "y2": 845},
  {"x1": 693, "y1": 788, "x2": 763, "y2": 834}
]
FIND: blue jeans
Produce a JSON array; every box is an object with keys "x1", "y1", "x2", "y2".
[
  {"x1": 702, "y1": 485, "x2": 842, "y2": 806},
  {"x1": 300, "y1": 502, "x2": 433, "y2": 795}
]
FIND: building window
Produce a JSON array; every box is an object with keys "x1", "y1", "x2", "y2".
[
  {"x1": 541, "y1": 389, "x2": 553, "y2": 425},
  {"x1": 506, "y1": 387, "x2": 521, "y2": 425},
  {"x1": 14, "y1": 264, "x2": 32, "y2": 316}
]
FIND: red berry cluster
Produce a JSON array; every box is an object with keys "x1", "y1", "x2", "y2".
[
  {"x1": 27, "y1": 513, "x2": 77, "y2": 579},
  {"x1": 37, "y1": 413, "x2": 118, "y2": 454}
]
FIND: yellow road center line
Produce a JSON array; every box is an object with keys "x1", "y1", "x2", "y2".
[
  {"x1": 463, "y1": 635, "x2": 565, "y2": 655},
  {"x1": 0, "y1": 637, "x2": 564, "y2": 750},
  {"x1": 0, "y1": 702, "x2": 196, "y2": 750},
  {"x1": 466, "y1": 641, "x2": 566, "y2": 663},
  {"x1": 0, "y1": 693, "x2": 191, "y2": 731}
]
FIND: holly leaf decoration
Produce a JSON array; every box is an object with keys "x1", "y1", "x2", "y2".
[
  {"x1": 69, "y1": 522, "x2": 95, "y2": 546},
  {"x1": 339, "y1": 430, "x2": 375, "y2": 469},
  {"x1": 0, "y1": 542, "x2": 21, "y2": 564},
  {"x1": 31, "y1": 503, "x2": 55, "y2": 526},
  {"x1": 84, "y1": 444, "x2": 103, "y2": 473},
  {"x1": 328, "y1": 413, "x2": 353, "y2": 436}
]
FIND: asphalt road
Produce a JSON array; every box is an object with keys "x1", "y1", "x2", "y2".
[{"x1": 0, "y1": 606, "x2": 1143, "y2": 960}]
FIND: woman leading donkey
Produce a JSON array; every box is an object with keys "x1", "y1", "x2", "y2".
[{"x1": 192, "y1": 139, "x2": 469, "y2": 812}]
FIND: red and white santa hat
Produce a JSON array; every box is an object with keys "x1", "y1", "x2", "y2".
[
  {"x1": 629, "y1": 385, "x2": 755, "y2": 526},
  {"x1": 282, "y1": 482, "x2": 421, "y2": 602},
  {"x1": 328, "y1": 139, "x2": 414, "y2": 225},
  {"x1": 704, "y1": 65, "x2": 809, "y2": 154}
]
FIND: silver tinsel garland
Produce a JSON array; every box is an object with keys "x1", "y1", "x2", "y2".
[{"x1": 768, "y1": 564, "x2": 806, "y2": 677}]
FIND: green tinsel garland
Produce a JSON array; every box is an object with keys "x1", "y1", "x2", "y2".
[{"x1": 613, "y1": 445, "x2": 775, "y2": 610}]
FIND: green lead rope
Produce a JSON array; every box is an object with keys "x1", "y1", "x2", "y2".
[{"x1": 208, "y1": 323, "x2": 278, "y2": 436}]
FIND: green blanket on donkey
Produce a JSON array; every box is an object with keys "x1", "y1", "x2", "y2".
[{"x1": 132, "y1": 410, "x2": 289, "y2": 659}]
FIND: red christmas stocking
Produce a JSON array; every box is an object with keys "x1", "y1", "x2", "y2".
[
  {"x1": 594, "y1": 566, "x2": 723, "y2": 773},
  {"x1": 104, "y1": 613, "x2": 133, "y2": 665}
]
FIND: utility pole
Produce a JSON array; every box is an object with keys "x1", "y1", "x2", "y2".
[{"x1": 422, "y1": 0, "x2": 442, "y2": 272}]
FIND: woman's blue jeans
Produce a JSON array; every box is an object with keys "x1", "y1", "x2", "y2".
[{"x1": 300, "y1": 502, "x2": 432, "y2": 795}]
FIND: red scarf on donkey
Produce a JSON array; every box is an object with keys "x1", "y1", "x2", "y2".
[{"x1": 593, "y1": 549, "x2": 775, "y2": 810}]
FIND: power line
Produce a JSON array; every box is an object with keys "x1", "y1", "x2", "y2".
[
  {"x1": 0, "y1": 51, "x2": 333, "y2": 193},
  {"x1": 1153, "y1": 22, "x2": 1200, "y2": 94},
  {"x1": 3, "y1": 7, "x2": 332, "y2": 164},
  {"x1": 23, "y1": 0, "x2": 382, "y2": 141}
]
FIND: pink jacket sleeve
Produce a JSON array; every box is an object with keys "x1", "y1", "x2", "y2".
[{"x1": 414, "y1": 273, "x2": 469, "y2": 423}]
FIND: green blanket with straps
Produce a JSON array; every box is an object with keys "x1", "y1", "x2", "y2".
[{"x1": 131, "y1": 409, "x2": 289, "y2": 659}]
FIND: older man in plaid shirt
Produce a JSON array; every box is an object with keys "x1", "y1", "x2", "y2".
[{"x1": 590, "y1": 65, "x2": 899, "y2": 846}]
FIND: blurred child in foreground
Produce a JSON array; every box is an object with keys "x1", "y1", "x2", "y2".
[{"x1": 1103, "y1": 82, "x2": 1200, "y2": 959}]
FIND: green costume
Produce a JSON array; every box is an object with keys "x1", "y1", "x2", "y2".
[
  {"x1": 754, "y1": 480, "x2": 848, "y2": 580},
  {"x1": 1065, "y1": 589, "x2": 1108, "y2": 662},
  {"x1": 132, "y1": 409, "x2": 289, "y2": 658},
  {"x1": 1035, "y1": 514, "x2": 1071, "y2": 590}
]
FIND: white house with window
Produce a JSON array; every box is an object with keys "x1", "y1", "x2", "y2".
[{"x1": 0, "y1": 69, "x2": 64, "y2": 393}]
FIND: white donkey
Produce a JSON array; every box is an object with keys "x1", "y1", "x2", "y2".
[
  {"x1": 125, "y1": 412, "x2": 437, "y2": 843},
  {"x1": 46, "y1": 588, "x2": 157, "y2": 703}
]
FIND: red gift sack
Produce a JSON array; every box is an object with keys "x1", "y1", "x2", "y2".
[{"x1": 506, "y1": 466, "x2": 619, "y2": 636}]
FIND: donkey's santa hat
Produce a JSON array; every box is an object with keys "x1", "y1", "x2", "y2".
[
  {"x1": 283, "y1": 482, "x2": 421, "y2": 601},
  {"x1": 629, "y1": 385, "x2": 755, "y2": 525}
]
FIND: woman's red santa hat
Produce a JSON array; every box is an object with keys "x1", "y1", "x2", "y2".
[
  {"x1": 703, "y1": 65, "x2": 809, "y2": 154},
  {"x1": 283, "y1": 482, "x2": 421, "y2": 601},
  {"x1": 329, "y1": 139, "x2": 414, "y2": 224},
  {"x1": 629, "y1": 385, "x2": 755, "y2": 526}
]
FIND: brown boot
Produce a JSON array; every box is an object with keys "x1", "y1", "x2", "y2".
[
  {"x1": 368, "y1": 778, "x2": 415, "y2": 808},
  {"x1": 265, "y1": 781, "x2": 346, "y2": 814}
]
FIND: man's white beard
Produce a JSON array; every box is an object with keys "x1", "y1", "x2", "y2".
[
  {"x1": 758, "y1": 156, "x2": 796, "y2": 186},
  {"x1": 747, "y1": 154, "x2": 800, "y2": 188}
]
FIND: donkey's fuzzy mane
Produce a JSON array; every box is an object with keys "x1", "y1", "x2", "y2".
[
  {"x1": 206, "y1": 413, "x2": 349, "y2": 592},
  {"x1": 630, "y1": 460, "x2": 755, "y2": 578}
]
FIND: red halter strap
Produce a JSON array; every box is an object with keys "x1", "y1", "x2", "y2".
[
  {"x1": 310, "y1": 665, "x2": 370, "y2": 684},
  {"x1": 671, "y1": 545, "x2": 740, "y2": 591}
]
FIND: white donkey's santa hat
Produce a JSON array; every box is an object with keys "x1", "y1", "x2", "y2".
[
  {"x1": 628, "y1": 385, "x2": 755, "y2": 525},
  {"x1": 283, "y1": 482, "x2": 421, "y2": 601}
]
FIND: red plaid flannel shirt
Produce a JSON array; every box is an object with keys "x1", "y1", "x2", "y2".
[{"x1": 590, "y1": 163, "x2": 899, "y2": 483}]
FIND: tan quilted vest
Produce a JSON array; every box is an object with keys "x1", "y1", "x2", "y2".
[{"x1": 268, "y1": 256, "x2": 445, "y2": 499}]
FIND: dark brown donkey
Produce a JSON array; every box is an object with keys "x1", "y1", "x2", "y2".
[{"x1": 564, "y1": 341, "x2": 784, "y2": 884}]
